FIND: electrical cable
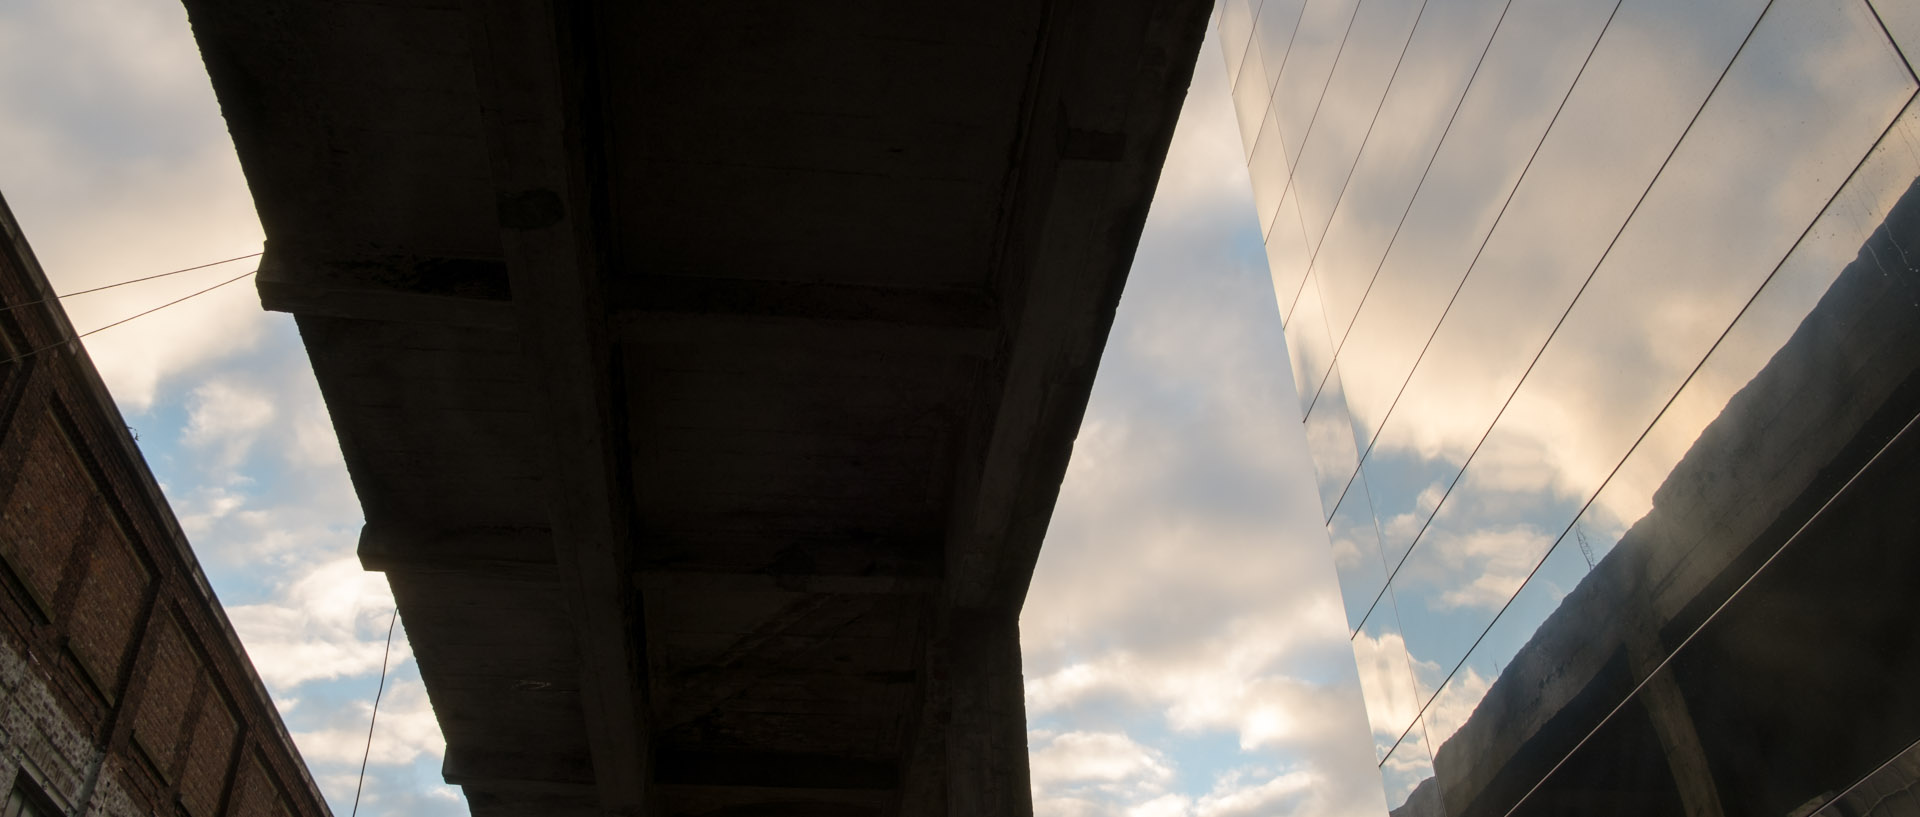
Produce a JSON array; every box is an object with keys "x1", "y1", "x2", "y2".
[
  {"x1": 0, "y1": 251, "x2": 261, "y2": 315},
  {"x1": 351, "y1": 608, "x2": 400, "y2": 817},
  {"x1": 4, "y1": 268, "x2": 257, "y2": 366}
]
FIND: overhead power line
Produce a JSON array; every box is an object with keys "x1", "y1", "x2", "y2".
[
  {"x1": 0, "y1": 250, "x2": 261, "y2": 316},
  {"x1": 352, "y1": 609, "x2": 400, "y2": 817},
  {"x1": 4, "y1": 268, "x2": 258, "y2": 366}
]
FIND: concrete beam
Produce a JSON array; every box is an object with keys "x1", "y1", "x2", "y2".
[
  {"x1": 258, "y1": 248, "x2": 999, "y2": 356},
  {"x1": 442, "y1": 746, "x2": 597, "y2": 794},
  {"x1": 653, "y1": 749, "x2": 897, "y2": 790},
  {"x1": 256, "y1": 247, "x2": 515, "y2": 329},
  {"x1": 942, "y1": 0, "x2": 1212, "y2": 613},
  {"x1": 356, "y1": 522, "x2": 556, "y2": 580},
  {"x1": 462, "y1": 0, "x2": 652, "y2": 812},
  {"x1": 632, "y1": 569, "x2": 936, "y2": 596}
]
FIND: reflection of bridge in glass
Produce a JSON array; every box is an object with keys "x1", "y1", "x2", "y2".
[{"x1": 1394, "y1": 175, "x2": 1920, "y2": 816}]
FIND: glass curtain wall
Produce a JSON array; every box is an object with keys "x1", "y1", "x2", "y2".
[{"x1": 1222, "y1": 0, "x2": 1920, "y2": 812}]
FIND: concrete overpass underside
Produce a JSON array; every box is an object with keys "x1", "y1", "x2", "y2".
[{"x1": 181, "y1": 2, "x2": 1210, "y2": 814}]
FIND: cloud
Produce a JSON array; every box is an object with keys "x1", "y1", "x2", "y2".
[
  {"x1": 0, "y1": 0, "x2": 265, "y2": 412},
  {"x1": 224, "y1": 557, "x2": 402, "y2": 690},
  {"x1": 290, "y1": 676, "x2": 446, "y2": 767},
  {"x1": 1030, "y1": 731, "x2": 1176, "y2": 793},
  {"x1": 1193, "y1": 769, "x2": 1314, "y2": 817},
  {"x1": 1023, "y1": 19, "x2": 1386, "y2": 817},
  {"x1": 184, "y1": 378, "x2": 278, "y2": 468}
]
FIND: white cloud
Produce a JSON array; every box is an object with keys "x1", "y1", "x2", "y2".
[
  {"x1": 1194, "y1": 769, "x2": 1314, "y2": 817},
  {"x1": 290, "y1": 677, "x2": 447, "y2": 767},
  {"x1": 185, "y1": 378, "x2": 278, "y2": 468},
  {"x1": 1023, "y1": 19, "x2": 1385, "y2": 817},
  {"x1": 1029, "y1": 731, "x2": 1176, "y2": 792},
  {"x1": 225, "y1": 557, "x2": 401, "y2": 690},
  {"x1": 1131, "y1": 793, "x2": 1194, "y2": 817},
  {"x1": 0, "y1": 0, "x2": 266, "y2": 412}
]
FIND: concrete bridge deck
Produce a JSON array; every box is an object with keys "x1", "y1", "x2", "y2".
[{"x1": 181, "y1": 2, "x2": 1210, "y2": 814}]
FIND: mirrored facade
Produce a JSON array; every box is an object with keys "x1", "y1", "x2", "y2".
[{"x1": 1222, "y1": 0, "x2": 1920, "y2": 812}]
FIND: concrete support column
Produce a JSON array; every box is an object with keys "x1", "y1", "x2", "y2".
[
  {"x1": 1623, "y1": 597, "x2": 1723, "y2": 817},
  {"x1": 897, "y1": 605, "x2": 1033, "y2": 817},
  {"x1": 946, "y1": 608, "x2": 1033, "y2": 817}
]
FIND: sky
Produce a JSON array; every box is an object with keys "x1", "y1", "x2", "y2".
[{"x1": 0, "y1": 3, "x2": 1383, "y2": 815}]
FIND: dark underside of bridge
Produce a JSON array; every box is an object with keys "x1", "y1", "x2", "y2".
[{"x1": 182, "y1": 2, "x2": 1209, "y2": 815}]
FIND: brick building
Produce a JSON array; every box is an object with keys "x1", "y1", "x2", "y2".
[{"x1": 0, "y1": 191, "x2": 329, "y2": 817}]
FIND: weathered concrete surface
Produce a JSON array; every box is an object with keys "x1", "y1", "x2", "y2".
[{"x1": 182, "y1": 2, "x2": 1211, "y2": 814}]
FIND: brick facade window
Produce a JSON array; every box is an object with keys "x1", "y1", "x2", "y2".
[{"x1": 2, "y1": 773, "x2": 60, "y2": 817}]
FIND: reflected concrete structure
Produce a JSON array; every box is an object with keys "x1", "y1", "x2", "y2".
[
  {"x1": 1223, "y1": 0, "x2": 1920, "y2": 813},
  {"x1": 182, "y1": 1, "x2": 1209, "y2": 815}
]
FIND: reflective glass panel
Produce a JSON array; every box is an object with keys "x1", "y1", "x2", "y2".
[
  {"x1": 1310, "y1": 0, "x2": 1511, "y2": 355},
  {"x1": 1869, "y1": 0, "x2": 1920, "y2": 73},
  {"x1": 1507, "y1": 412, "x2": 1920, "y2": 815},
  {"x1": 1332, "y1": 0, "x2": 1617, "y2": 454},
  {"x1": 1383, "y1": 0, "x2": 1915, "y2": 711},
  {"x1": 1265, "y1": 186, "x2": 1313, "y2": 320},
  {"x1": 1269, "y1": 0, "x2": 1364, "y2": 167},
  {"x1": 1383, "y1": 80, "x2": 1920, "y2": 817},
  {"x1": 1288, "y1": 0, "x2": 1425, "y2": 257},
  {"x1": 1382, "y1": 717, "x2": 1439, "y2": 813},
  {"x1": 1353, "y1": 589, "x2": 1422, "y2": 762},
  {"x1": 1220, "y1": 0, "x2": 1259, "y2": 90},
  {"x1": 1234, "y1": 40, "x2": 1271, "y2": 156},
  {"x1": 1815, "y1": 737, "x2": 1920, "y2": 817},
  {"x1": 1357, "y1": 0, "x2": 1781, "y2": 568},
  {"x1": 1353, "y1": 447, "x2": 1452, "y2": 582},
  {"x1": 1253, "y1": 0, "x2": 1311, "y2": 94},
  {"x1": 1328, "y1": 470, "x2": 1390, "y2": 636},
  {"x1": 1303, "y1": 366, "x2": 1362, "y2": 518},
  {"x1": 1283, "y1": 270, "x2": 1336, "y2": 416},
  {"x1": 1248, "y1": 110, "x2": 1290, "y2": 241}
]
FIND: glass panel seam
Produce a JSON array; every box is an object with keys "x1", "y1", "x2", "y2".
[
  {"x1": 1863, "y1": 0, "x2": 1920, "y2": 85},
  {"x1": 1817, "y1": 734, "x2": 1920, "y2": 815},
  {"x1": 1377, "y1": 585, "x2": 1427, "y2": 768},
  {"x1": 1345, "y1": 465, "x2": 1395, "y2": 637},
  {"x1": 1295, "y1": 272, "x2": 1340, "y2": 416},
  {"x1": 1273, "y1": 188, "x2": 1314, "y2": 329}
]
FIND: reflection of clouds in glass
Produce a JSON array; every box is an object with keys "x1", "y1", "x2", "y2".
[
  {"x1": 1311, "y1": 0, "x2": 1511, "y2": 351},
  {"x1": 1422, "y1": 665, "x2": 1492, "y2": 746},
  {"x1": 1418, "y1": 525, "x2": 1551, "y2": 611},
  {"x1": 1355, "y1": 0, "x2": 1912, "y2": 537},
  {"x1": 1333, "y1": 0, "x2": 1621, "y2": 451},
  {"x1": 1287, "y1": 0, "x2": 1425, "y2": 251},
  {"x1": 1379, "y1": 727, "x2": 1434, "y2": 807},
  {"x1": 1348, "y1": 6, "x2": 1917, "y2": 719},
  {"x1": 1352, "y1": 628, "x2": 1423, "y2": 743}
]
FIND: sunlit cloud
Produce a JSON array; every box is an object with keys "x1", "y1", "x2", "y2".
[{"x1": 1023, "y1": 18, "x2": 1385, "y2": 817}]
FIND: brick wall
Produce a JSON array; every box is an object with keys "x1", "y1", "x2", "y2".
[{"x1": 0, "y1": 192, "x2": 331, "y2": 817}]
